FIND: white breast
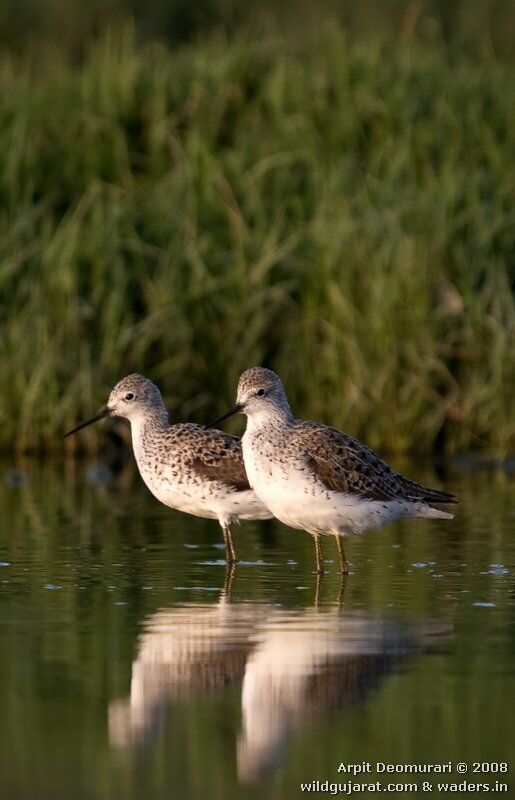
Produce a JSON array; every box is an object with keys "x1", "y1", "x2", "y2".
[{"x1": 242, "y1": 427, "x2": 316, "y2": 526}]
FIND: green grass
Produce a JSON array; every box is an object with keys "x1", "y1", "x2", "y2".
[{"x1": 0, "y1": 24, "x2": 513, "y2": 454}]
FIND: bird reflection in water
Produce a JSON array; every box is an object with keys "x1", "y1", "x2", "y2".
[{"x1": 109, "y1": 572, "x2": 449, "y2": 782}]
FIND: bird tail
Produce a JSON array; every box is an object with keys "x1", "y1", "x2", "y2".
[
  {"x1": 421, "y1": 506, "x2": 455, "y2": 520},
  {"x1": 405, "y1": 481, "x2": 458, "y2": 518},
  {"x1": 422, "y1": 487, "x2": 458, "y2": 505},
  {"x1": 405, "y1": 479, "x2": 457, "y2": 506}
]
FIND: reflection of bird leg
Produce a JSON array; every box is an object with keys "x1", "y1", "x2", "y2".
[
  {"x1": 222, "y1": 527, "x2": 230, "y2": 562},
  {"x1": 313, "y1": 533, "x2": 324, "y2": 573},
  {"x1": 336, "y1": 573, "x2": 347, "y2": 609},
  {"x1": 313, "y1": 570, "x2": 323, "y2": 607},
  {"x1": 221, "y1": 561, "x2": 237, "y2": 601},
  {"x1": 222, "y1": 526, "x2": 239, "y2": 563},
  {"x1": 333, "y1": 534, "x2": 349, "y2": 576}
]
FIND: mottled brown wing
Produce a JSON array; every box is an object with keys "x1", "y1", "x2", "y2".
[
  {"x1": 188, "y1": 428, "x2": 251, "y2": 492},
  {"x1": 297, "y1": 422, "x2": 456, "y2": 504}
]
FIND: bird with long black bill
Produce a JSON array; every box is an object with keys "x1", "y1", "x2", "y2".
[
  {"x1": 65, "y1": 374, "x2": 273, "y2": 562},
  {"x1": 208, "y1": 367, "x2": 457, "y2": 575}
]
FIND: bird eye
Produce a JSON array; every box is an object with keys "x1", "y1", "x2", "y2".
[
  {"x1": 256, "y1": 388, "x2": 266, "y2": 397},
  {"x1": 125, "y1": 392, "x2": 135, "y2": 401}
]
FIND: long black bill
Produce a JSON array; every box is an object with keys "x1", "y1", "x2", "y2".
[
  {"x1": 64, "y1": 406, "x2": 110, "y2": 438},
  {"x1": 205, "y1": 404, "x2": 242, "y2": 430}
]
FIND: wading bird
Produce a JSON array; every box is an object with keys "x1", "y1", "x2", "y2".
[
  {"x1": 65, "y1": 374, "x2": 273, "y2": 562},
  {"x1": 208, "y1": 368, "x2": 457, "y2": 574}
]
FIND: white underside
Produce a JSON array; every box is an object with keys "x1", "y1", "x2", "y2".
[
  {"x1": 242, "y1": 432, "x2": 452, "y2": 536},
  {"x1": 134, "y1": 456, "x2": 271, "y2": 528},
  {"x1": 252, "y1": 484, "x2": 451, "y2": 535},
  {"x1": 146, "y1": 481, "x2": 272, "y2": 527}
]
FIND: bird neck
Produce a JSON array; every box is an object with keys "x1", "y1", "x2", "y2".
[
  {"x1": 246, "y1": 403, "x2": 293, "y2": 432},
  {"x1": 130, "y1": 407, "x2": 170, "y2": 442}
]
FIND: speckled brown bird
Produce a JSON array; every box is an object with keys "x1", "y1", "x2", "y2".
[
  {"x1": 209, "y1": 367, "x2": 457, "y2": 574},
  {"x1": 64, "y1": 374, "x2": 273, "y2": 562}
]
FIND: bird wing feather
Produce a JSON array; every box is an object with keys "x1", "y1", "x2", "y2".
[
  {"x1": 295, "y1": 422, "x2": 457, "y2": 504},
  {"x1": 176, "y1": 425, "x2": 251, "y2": 492}
]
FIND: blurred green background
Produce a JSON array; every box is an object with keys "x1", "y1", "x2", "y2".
[{"x1": 0, "y1": 0, "x2": 513, "y2": 454}]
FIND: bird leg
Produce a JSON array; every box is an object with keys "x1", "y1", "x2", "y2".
[
  {"x1": 334, "y1": 534, "x2": 349, "y2": 576},
  {"x1": 222, "y1": 526, "x2": 239, "y2": 563},
  {"x1": 313, "y1": 533, "x2": 324, "y2": 574}
]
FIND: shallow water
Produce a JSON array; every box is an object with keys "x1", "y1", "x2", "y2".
[{"x1": 0, "y1": 460, "x2": 513, "y2": 799}]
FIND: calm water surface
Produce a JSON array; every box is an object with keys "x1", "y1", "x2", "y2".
[{"x1": 0, "y1": 460, "x2": 513, "y2": 799}]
